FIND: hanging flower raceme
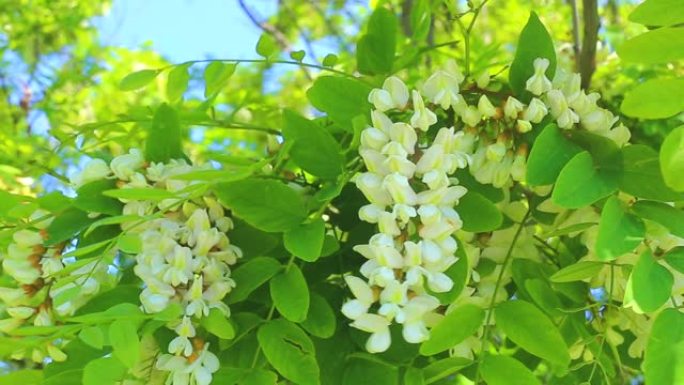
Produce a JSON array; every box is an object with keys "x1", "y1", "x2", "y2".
[
  {"x1": 70, "y1": 149, "x2": 240, "y2": 385},
  {"x1": 344, "y1": 74, "x2": 470, "y2": 353},
  {"x1": 0, "y1": 210, "x2": 111, "y2": 363}
]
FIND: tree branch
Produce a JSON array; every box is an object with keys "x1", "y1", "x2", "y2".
[
  {"x1": 579, "y1": 0, "x2": 599, "y2": 89},
  {"x1": 568, "y1": 0, "x2": 581, "y2": 70}
]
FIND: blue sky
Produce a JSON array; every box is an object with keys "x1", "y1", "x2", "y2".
[{"x1": 93, "y1": 0, "x2": 277, "y2": 62}]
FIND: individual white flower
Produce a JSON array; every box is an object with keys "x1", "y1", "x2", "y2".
[
  {"x1": 396, "y1": 295, "x2": 440, "y2": 343},
  {"x1": 504, "y1": 97, "x2": 524, "y2": 119},
  {"x1": 477, "y1": 95, "x2": 496, "y2": 118},
  {"x1": 368, "y1": 76, "x2": 409, "y2": 111},
  {"x1": 422, "y1": 69, "x2": 461, "y2": 109},
  {"x1": 388, "y1": 123, "x2": 418, "y2": 154},
  {"x1": 356, "y1": 173, "x2": 392, "y2": 206},
  {"x1": 522, "y1": 98, "x2": 548, "y2": 123},
  {"x1": 461, "y1": 105, "x2": 482, "y2": 127},
  {"x1": 581, "y1": 109, "x2": 618, "y2": 133},
  {"x1": 110, "y1": 148, "x2": 144, "y2": 180},
  {"x1": 606, "y1": 124, "x2": 631, "y2": 147},
  {"x1": 341, "y1": 276, "x2": 376, "y2": 319},
  {"x1": 169, "y1": 317, "x2": 196, "y2": 356},
  {"x1": 351, "y1": 314, "x2": 392, "y2": 353},
  {"x1": 382, "y1": 173, "x2": 418, "y2": 205},
  {"x1": 156, "y1": 343, "x2": 220, "y2": 385},
  {"x1": 360, "y1": 127, "x2": 390, "y2": 151},
  {"x1": 525, "y1": 58, "x2": 553, "y2": 95},
  {"x1": 70, "y1": 158, "x2": 110, "y2": 187},
  {"x1": 409, "y1": 91, "x2": 437, "y2": 131},
  {"x1": 510, "y1": 152, "x2": 527, "y2": 181}
]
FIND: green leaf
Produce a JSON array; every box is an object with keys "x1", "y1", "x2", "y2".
[
  {"x1": 228, "y1": 257, "x2": 282, "y2": 304},
  {"x1": 74, "y1": 179, "x2": 123, "y2": 216},
  {"x1": 630, "y1": 250, "x2": 674, "y2": 313},
  {"x1": 644, "y1": 308, "x2": 684, "y2": 385},
  {"x1": 618, "y1": 27, "x2": 684, "y2": 64},
  {"x1": 495, "y1": 300, "x2": 570, "y2": 368},
  {"x1": 145, "y1": 103, "x2": 184, "y2": 163},
  {"x1": 661, "y1": 125, "x2": 684, "y2": 191},
  {"x1": 480, "y1": 355, "x2": 541, "y2": 385},
  {"x1": 0, "y1": 370, "x2": 42, "y2": 385},
  {"x1": 37, "y1": 191, "x2": 71, "y2": 212},
  {"x1": 102, "y1": 187, "x2": 177, "y2": 201},
  {"x1": 257, "y1": 319, "x2": 320, "y2": 385},
  {"x1": 82, "y1": 357, "x2": 127, "y2": 385},
  {"x1": 552, "y1": 151, "x2": 620, "y2": 209},
  {"x1": 322, "y1": 54, "x2": 338, "y2": 67},
  {"x1": 166, "y1": 63, "x2": 191, "y2": 102},
  {"x1": 307, "y1": 76, "x2": 372, "y2": 131},
  {"x1": 216, "y1": 178, "x2": 307, "y2": 232},
  {"x1": 290, "y1": 50, "x2": 306, "y2": 62},
  {"x1": 256, "y1": 33, "x2": 279, "y2": 59},
  {"x1": 620, "y1": 144, "x2": 684, "y2": 201},
  {"x1": 203, "y1": 62, "x2": 236, "y2": 98},
  {"x1": 342, "y1": 355, "x2": 397, "y2": 385},
  {"x1": 356, "y1": 7, "x2": 397, "y2": 75},
  {"x1": 550, "y1": 261, "x2": 604, "y2": 283},
  {"x1": 117, "y1": 233, "x2": 142, "y2": 254},
  {"x1": 301, "y1": 293, "x2": 336, "y2": 339},
  {"x1": 282, "y1": 110, "x2": 344, "y2": 180},
  {"x1": 459, "y1": 191, "x2": 503, "y2": 232},
  {"x1": 404, "y1": 367, "x2": 424, "y2": 385},
  {"x1": 78, "y1": 326, "x2": 104, "y2": 350},
  {"x1": 664, "y1": 247, "x2": 684, "y2": 274},
  {"x1": 422, "y1": 357, "x2": 472, "y2": 384},
  {"x1": 108, "y1": 319, "x2": 140, "y2": 368},
  {"x1": 420, "y1": 304, "x2": 484, "y2": 356},
  {"x1": 632, "y1": 200, "x2": 684, "y2": 237},
  {"x1": 595, "y1": 197, "x2": 645, "y2": 261},
  {"x1": 526, "y1": 124, "x2": 582, "y2": 186},
  {"x1": 509, "y1": 12, "x2": 556, "y2": 99},
  {"x1": 45, "y1": 208, "x2": 94, "y2": 246},
  {"x1": 214, "y1": 368, "x2": 278, "y2": 385},
  {"x1": 200, "y1": 308, "x2": 235, "y2": 340},
  {"x1": 119, "y1": 69, "x2": 159, "y2": 91},
  {"x1": 270, "y1": 265, "x2": 309, "y2": 322},
  {"x1": 541, "y1": 222, "x2": 597, "y2": 238},
  {"x1": 284, "y1": 218, "x2": 326, "y2": 262},
  {"x1": 621, "y1": 78, "x2": 684, "y2": 119},
  {"x1": 630, "y1": 0, "x2": 684, "y2": 26}
]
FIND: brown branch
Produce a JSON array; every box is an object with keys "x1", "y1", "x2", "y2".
[
  {"x1": 579, "y1": 0, "x2": 599, "y2": 89},
  {"x1": 237, "y1": 0, "x2": 290, "y2": 50}
]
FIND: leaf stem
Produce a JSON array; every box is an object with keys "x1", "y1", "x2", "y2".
[{"x1": 473, "y1": 207, "x2": 531, "y2": 385}]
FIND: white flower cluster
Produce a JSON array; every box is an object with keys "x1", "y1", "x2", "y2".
[
  {"x1": 527, "y1": 58, "x2": 631, "y2": 145},
  {"x1": 387, "y1": 58, "x2": 630, "y2": 190},
  {"x1": 344, "y1": 75, "x2": 470, "y2": 353},
  {"x1": 0, "y1": 210, "x2": 110, "y2": 362},
  {"x1": 71, "y1": 149, "x2": 240, "y2": 385}
]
